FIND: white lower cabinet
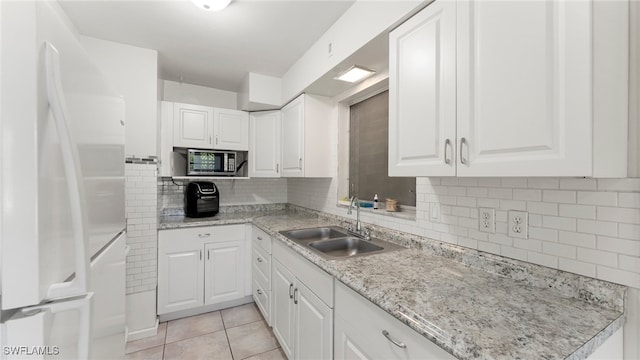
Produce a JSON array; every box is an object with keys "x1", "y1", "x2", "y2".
[
  {"x1": 272, "y1": 241, "x2": 333, "y2": 359},
  {"x1": 334, "y1": 281, "x2": 454, "y2": 360},
  {"x1": 158, "y1": 224, "x2": 249, "y2": 316}
]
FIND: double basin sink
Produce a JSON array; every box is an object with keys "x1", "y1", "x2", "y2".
[{"x1": 279, "y1": 226, "x2": 406, "y2": 260}]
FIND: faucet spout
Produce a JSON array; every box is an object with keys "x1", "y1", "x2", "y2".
[{"x1": 348, "y1": 196, "x2": 362, "y2": 233}]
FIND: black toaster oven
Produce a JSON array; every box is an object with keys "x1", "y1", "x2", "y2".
[{"x1": 184, "y1": 181, "x2": 219, "y2": 218}]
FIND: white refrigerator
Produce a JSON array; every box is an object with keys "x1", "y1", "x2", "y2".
[{"x1": 1, "y1": 1, "x2": 127, "y2": 359}]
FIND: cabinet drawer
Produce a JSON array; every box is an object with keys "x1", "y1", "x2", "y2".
[
  {"x1": 335, "y1": 282, "x2": 454, "y2": 360},
  {"x1": 253, "y1": 279, "x2": 271, "y2": 325},
  {"x1": 252, "y1": 246, "x2": 271, "y2": 289},
  {"x1": 253, "y1": 226, "x2": 272, "y2": 254},
  {"x1": 161, "y1": 224, "x2": 244, "y2": 244}
]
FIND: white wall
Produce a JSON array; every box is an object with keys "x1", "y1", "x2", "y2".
[
  {"x1": 281, "y1": 0, "x2": 423, "y2": 103},
  {"x1": 162, "y1": 80, "x2": 237, "y2": 109},
  {"x1": 81, "y1": 36, "x2": 158, "y2": 158}
]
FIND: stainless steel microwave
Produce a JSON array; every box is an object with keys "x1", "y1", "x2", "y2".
[{"x1": 187, "y1": 149, "x2": 236, "y2": 176}]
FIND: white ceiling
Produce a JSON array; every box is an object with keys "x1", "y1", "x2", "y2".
[{"x1": 60, "y1": 0, "x2": 356, "y2": 92}]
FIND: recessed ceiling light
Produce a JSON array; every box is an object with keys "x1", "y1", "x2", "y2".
[
  {"x1": 191, "y1": 0, "x2": 232, "y2": 12},
  {"x1": 335, "y1": 65, "x2": 376, "y2": 83}
]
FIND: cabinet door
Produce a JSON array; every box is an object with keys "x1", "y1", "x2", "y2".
[
  {"x1": 272, "y1": 259, "x2": 296, "y2": 358},
  {"x1": 294, "y1": 281, "x2": 333, "y2": 360},
  {"x1": 249, "y1": 111, "x2": 281, "y2": 177},
  {"x1": 173, "y1": 103, "x2": 214, "y2": 149},
  {"x1": 157, "y1": 243, "x2": 204, "y2": 315},
  {"x1": 204, "y1": 240, "x2": 245, "y2": 305},
  {"x1": 281, "y1": 95, "x2": 305, "y2": 177},
  {"x1": 389, "y1": 1, "x2": 456, "y2": 177},
  {"x1": 213, "y1": 108, "x2": 249, "y2": 151},
  {"x1": 456, "y1": 0, "x2": 592, "y2": 176},
  {"x1": 334, "y1": 316, "x2": 373, "y2": 360}
]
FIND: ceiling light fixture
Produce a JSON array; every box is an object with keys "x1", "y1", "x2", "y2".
[
  {"x1": 191, "y1": 0, "x2": 232, "y2": 12},
  {"x1": 335, "y1": 65, "x2": 376, "y2": 83}
]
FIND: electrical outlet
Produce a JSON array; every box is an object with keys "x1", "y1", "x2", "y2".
[
  {"x1": 479, "y1": 208, "x2": 495, "y2": 233},
  {"x1": 508, "y1": 210, "x2": 528, "y2": 239}
]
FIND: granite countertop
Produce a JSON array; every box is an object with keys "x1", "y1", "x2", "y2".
[{"x1": 159, "y1": 210, "x2": 625, "y2": 360}]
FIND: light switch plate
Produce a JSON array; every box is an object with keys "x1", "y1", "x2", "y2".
[
  {"x1": 508, "y1": 210, "x2": 528, "y2": 239},
  {"x1": 479, "y1": 208, "x2": 495, "y2": 233}
]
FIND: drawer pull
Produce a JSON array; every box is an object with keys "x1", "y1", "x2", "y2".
[
  {"x1": 293, "y1": 288, "x2": 299, "y2": 305},
  {"x1": 382, "y1": 330, "x2": 406, "y2": 349},
  {"x1": 198, "y1": 233, "x2": 211, "y2": 238},
  {"x1": 256, "y1": 289, "x2": 263, "y2": 295},
  {"x1": 289, "y1": 284, "x2": 294, "y2": 299},
  {"x1": 257, "y1": 257, "x2": 263, "y2": 263},
  {"x1": 257, "y1": 236, "x2": 263, "y2": 241}
]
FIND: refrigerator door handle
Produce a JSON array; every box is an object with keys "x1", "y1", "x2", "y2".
[
  {"x1": 20, "y1": 293, "x2": 94, "y2": 359},
  {"x1": 44, "y1": 42, "x2": 90, "y2": 300}
]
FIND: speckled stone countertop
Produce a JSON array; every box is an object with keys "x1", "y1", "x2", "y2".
[{"x1": 159, "y1": 208, "x2": 626, "y2": 360}]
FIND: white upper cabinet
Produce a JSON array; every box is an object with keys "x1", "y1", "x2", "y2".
[
  {"x1": 389, "y1": 0, "x2": 457, "y2": 177},
  {"x1": 169, "y1": 102, "x2": 249, "y2": 151},
  {"x1": 250, "y1": 111, "x2": 281, "y2": 177},
  {"x1": 213, "y1": 108, "x2": 249, "y2": 151},
  {"x1": 281, "y1": 94, "x2": 333, "y2": 178},
  {"x1": 390, "y1": 0, "x2": 629, "y2": 177},
  {"x1": 173, "y1": 102, "x2": 214, "y2": 149}
]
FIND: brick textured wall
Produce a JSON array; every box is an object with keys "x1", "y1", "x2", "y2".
[
  {"x1": 289, "y1": 177, "x2": 640, "y2": 289},
  {"x1": 125, "y1": 162, "x2": 158, "y2": 294}
]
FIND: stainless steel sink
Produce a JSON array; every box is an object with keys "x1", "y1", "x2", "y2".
[
  {"x1": 309, "y1": 237, "x2": 383, "y2": 257},
  {"x1": 279, "y1": 226, "x2": 406, "y2": 260},
  {"x1": 281, "y1": 226, "x2": 349, "y2": 242}
]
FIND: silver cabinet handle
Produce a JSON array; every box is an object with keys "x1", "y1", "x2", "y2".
[
  {"x1": 198, "y1": 233, "x2": 211, "y2": 238},
  {"x1": 289, "y1": 284, "x2": 294, "y2": 299},
  {"x1": 444, "y1": 138, "x2": 452, "y2": 165},
  {"x1": 276, "y1": 164, "x2": 279, "y2": 173},
  {"x1": 256, "y1": 289, "x2": 263, "y2": 295},
  {"x1": 382, "y1": 330, "x2": 406, "y2": 349},
  {"x1": 209, "y1": 136, "x2": 212, "y2": 144},
  {"x1": 120, "y1": 119, "x2": 125, "y2": 126},
  {"x1": 298, "y1": 158, "x2": 302, "y2": 168},
  {"x1": 216, "y1": 136, "x2": 219, "y2": 145},
  {"x1": 293, "y1": 288, "x2": 299, "y2": 304},
  {"x1": 199, "y1": 250, "x2": 202, "y2": 261},
  {"x1": 460, "y1": 137, "x2": 468, "y2": 165},
  {"x1": 257, "y1": 257, "x2": 263, "y2": 263},
  {"x1": 257, "y1": 236, "x2": 263, "y2": 241},
  {"x1": 207, "y1": 250, "x2": 210, "y2": 260}
]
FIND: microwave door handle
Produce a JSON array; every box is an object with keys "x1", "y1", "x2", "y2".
[
  {"x1": 44, "y1": 42, "x2": 90, "y2": 299},
  {"x1": 200, "y1": 195, "x2": 218, "y2": 200}
]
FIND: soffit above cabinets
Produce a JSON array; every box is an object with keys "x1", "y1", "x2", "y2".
[{"x1": 59, "y1": 0, "x2": 355, "y2": 92}]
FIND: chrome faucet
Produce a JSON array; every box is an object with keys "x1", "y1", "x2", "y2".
[{"x1": 348, "y1": 195, "x2": 362, "y2": 233}]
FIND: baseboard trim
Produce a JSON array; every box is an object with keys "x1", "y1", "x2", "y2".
[
  {"x1": 158, "y1": 296, "x2": 254, "y2": 322},
  {"x1": 126, "y1": 318, "x2": 159, "y2": 342}
]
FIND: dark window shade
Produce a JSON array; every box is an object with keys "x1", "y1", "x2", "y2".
[{"x1": 349, "y1": 91, "x2": 415, "y2": 206}]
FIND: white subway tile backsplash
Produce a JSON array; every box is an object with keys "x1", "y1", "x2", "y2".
[
  {"x1": 288, "y1": 175, "x2": 640, "y2": 289},
  {"x1": 618, "y1": 193, "x2": 640, "y2": 208},
  {"x1": 543, "y1": 242, "x2": 576, "y2": 259},
  {"x1": 577, "y1": 219, "x2": 618, "y2": 237},
  {"x1": 597, "y1": 236, "x2": 640, "y2": 257},
  {"x1": 527, "y1": 252, "x2": 558, "y2": 268},
  {"x1": 543, "y1": 190, "x2": 577, "y2": 204},
  {"x1": 543, "y1": 216, "x2": 576, "y2": 231},
  {"x1": 527, "y1": 202, "x2": 558, "y2": 216},
  {"x1": 559, "y1": 258, "x2": 596, "y2": 278},
  {"x1": 619, "y1": 255, "x2": 640, "y2": 273},
  {"x1": 558, "y1": 231, "x2": 596, "y2": 248},
  {"x1": 559, "y1": 204, "x2": 596, "y2": 220},
  {"x1": 577, "y1": 248, "x2": 618, "y2": 267}
]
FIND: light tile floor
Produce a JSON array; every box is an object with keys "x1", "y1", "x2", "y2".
[{"x1": 125, "y1": 303, "x2": 285, "y2": 360}]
